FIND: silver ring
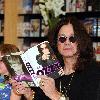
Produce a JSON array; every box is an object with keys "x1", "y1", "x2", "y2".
[
  {"x1": 41, "y1": 82, "x2": 44, "y2": 86},
  {"x1": 16, "y1": 89, "x2": 19, "y2": 94},
  {"x1": 39, "y1": 80, "x2": 44, "y2": 86}
]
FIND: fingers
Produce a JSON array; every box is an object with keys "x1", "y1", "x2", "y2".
[
  {"x1": 24, "y1": 88, "x2": 35, "y2": 99},
  {"x1": 11, "y1": 80, "x2": 26, "y2": 95},
  {"x1": 38, "y1": 75, "x2": 55, "y2": 89},
  {"x1": 37, "y1": 75, "x2": 57, "y2": 99},
  {"x1": 38, "y1": 75, "x2": 48, "y2": 87},
  {"x1": 15, "y1": 87, "x2": 30, "y2": 95},
  {"x1": 11, "y1": 80, "x2": 22, "y2": 88},
  {"x1": 38, "y1": 75, "x2": 49, "y2": 86},
  {"x1": 9, "y1": 79, "x2": 17, "y2": 84},
  {"x1": 10, "y1": 78, "x2": 35, "y2": 99},
  {"x1": 16, "y1": 89, "x2": 20, "y2": 94}
]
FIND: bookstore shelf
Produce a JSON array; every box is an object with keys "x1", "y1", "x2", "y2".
[
  {"x1": 18, "y1": 11, "x2": 100, "y2": 61},
  {"x1": 19, "y1": 11, "x2": 100, "y2": 19},
  {"x1": 19, "y1": 11, "x2": 100, "y2": 41}
]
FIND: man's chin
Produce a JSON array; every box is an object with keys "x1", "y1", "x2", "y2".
[{"x1": 64, "y1": 53, "x2": 78, "y2": 58}]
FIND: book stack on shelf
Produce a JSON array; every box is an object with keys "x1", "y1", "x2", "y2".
[
  {"x1": 17, "y1": 19, "x2": 40, "y2": 37},
  {"x1": 0, "y1": 0, "x2": 4, "y2": 14},
  {"x1": 98, "y1": 18, "x2": 100, "y2": 36},
  {"x1": 17, "y1": 15, "x2": 42, "y2": 51},
  {"x1": 82, "y1": 17, "x2": 99, "y2": 37},
  {"x1": 0, "y1": 19, "x2": 4, "y2": 44},
  {"x1": 93, "y1": 42, "x2": 100, "y2": 62},
  {"x1": 65, "y1": 0, "x2": 86, "y2": 13},
  {"x1": 83, "y1": 17, "x2": 100, "y2": 62},
  {"x1": 17, "y1": 0, "x2": 44, "y2": 51},
  {"x1": 17, "y1": 0, "x2": 51, "y2": 51},
  {"x1": 19, "y1": 0, "x2": 40, "y2": 14},
  {"x1": 0, "y1": 19, "x2": 3, "y2": 36},
  {"x1": 0, "y1": 0, "x2": 4, "y2": 44},
  {"x1": 87, "y1": 0, "x2": 100, "y2": 12},
  {"x1": 96, "y1": 46, "x2": 100, "y2": 62},
  {"x1": 65, "y1": 0, "x2": 100, "y2": 13}
]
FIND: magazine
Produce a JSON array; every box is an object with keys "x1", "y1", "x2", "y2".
[{"x1": 2, "y1": 41, "x2": 63, "y2": 87}]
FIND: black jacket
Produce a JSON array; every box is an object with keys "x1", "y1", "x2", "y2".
[{"x1": 22, "y1": 61, "x2": 100, "y2": 100}]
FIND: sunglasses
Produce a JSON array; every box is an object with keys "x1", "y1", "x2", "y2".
[{"x1": 58, "y1": 35, "x2": 77, "y2": 43}]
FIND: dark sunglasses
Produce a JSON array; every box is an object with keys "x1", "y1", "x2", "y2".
[{"x1": 58, "y1": 35, "x2": 77, "y2": 43}]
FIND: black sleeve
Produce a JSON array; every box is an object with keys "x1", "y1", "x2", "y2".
[
  {"x1": 21, "y1": 87, "x2": 50, "y2": 100},
  {"x1": 31, "y1": 87, "x2": 50, "y2": 100}
]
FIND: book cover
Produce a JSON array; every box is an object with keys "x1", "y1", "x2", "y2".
[
  {"x1": 2, "y1": 54, "x2": 34, "y2": 87},
  {"x1": 2, "y1": 41, "x2": 63, "y2": 87}
]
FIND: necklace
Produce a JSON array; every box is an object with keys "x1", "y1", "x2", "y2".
[{"x1": 59, "y1": 72, "x2": 75, "y2": 98}]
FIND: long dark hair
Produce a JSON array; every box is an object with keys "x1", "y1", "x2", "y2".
[{"x1": 48, "y1": 16, "x2": 95, "y2": 71}]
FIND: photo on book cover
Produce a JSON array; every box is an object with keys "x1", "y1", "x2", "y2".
[
  {"x1": 2, "y1": 54, "x2": 35, "y2": 87},
  {"x1": 2, "y1": 41, "x2": 63, "y2": 87}
]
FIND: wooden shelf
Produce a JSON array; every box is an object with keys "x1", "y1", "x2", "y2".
[
  {"x1": 0, "y1": 36, "x2": 4, "y2": 43},
  {"x1": 18, "y1": 13, "x2": 43, "y2": 19},
  {"x1": 91, "y1": 37, "x2": 100, "y2": 42},
  {"x1": 18, "y1": 36, "x2": 48, "y2": 42},
  {"x1": 60, "y1": 11, "x2": 100, "y2": 19},
  {"x1": 0, "y1": 14, "x2": 4, "y2": 19}
]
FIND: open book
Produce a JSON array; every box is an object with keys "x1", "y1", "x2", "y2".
[{"x1": 2, "y1": 41, "x2": 63, "y2": 87}]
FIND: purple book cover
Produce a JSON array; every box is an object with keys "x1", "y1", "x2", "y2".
[{"x1": 2, "y1": 41, "x2": 63, "y2": 87}]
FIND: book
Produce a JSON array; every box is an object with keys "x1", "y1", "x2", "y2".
[
  {"x1": 2, "y1": 41, "x2": 63, "y2": 87},
  {"x1": 22, "y1": 0, "x2": 33, "y2": 14}
]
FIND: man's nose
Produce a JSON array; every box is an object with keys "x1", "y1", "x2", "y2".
[{"x1": 64, "y1": 38, "x2": 71, "y2": 45}]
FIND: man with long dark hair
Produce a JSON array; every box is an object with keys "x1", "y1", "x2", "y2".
[{"x1": 38, "y1": 16, "x2": 100, "y2": 100}]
